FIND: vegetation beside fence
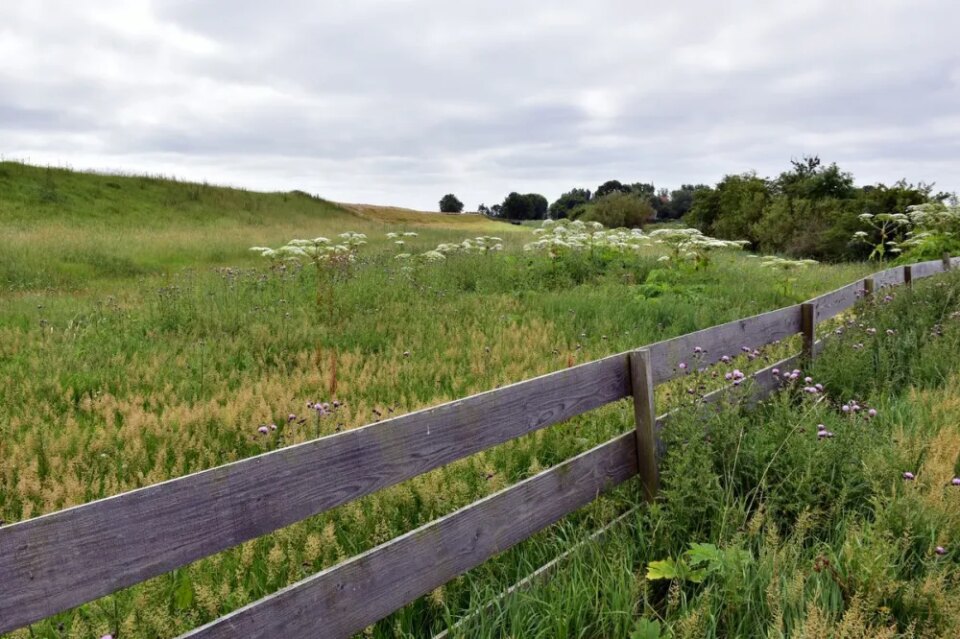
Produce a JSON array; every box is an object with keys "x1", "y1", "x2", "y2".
[{"x1": 2, "y1": 257, "x2": 957, "y2": 638}]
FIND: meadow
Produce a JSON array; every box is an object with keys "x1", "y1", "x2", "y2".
[{"x1": 2, "y1": 161, "x2": 958, "y2": 638}]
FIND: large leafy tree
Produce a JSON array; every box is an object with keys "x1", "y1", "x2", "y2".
[
  {"x1": 499, "y1": 192, "x2": 548, "y2": 220},
  {"x1": 439, "y1": 193, "x2": 464, "y2": 213},
  {"x1": 549, "y1": 188, "x2": 591, "y2": 219}
]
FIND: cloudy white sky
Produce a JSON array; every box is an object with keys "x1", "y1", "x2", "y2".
[{"x1": 1, "y1": 0, "x2": 958, "y2": 209}]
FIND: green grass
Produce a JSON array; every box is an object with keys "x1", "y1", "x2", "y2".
[{"x1": 6, "y1": 162, "x2": 952, "y2": 638}]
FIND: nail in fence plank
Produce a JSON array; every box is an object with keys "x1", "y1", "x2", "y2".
[
  {"x1": 0, "y1": 354, "x2": 630, "y2": 634},
  {"x1": 179, "y1": 431, "x2": 640, "y2": 639},
  {"x1": 801, "y1": 303, "x2": 817, "y2": 360},
  {"x1": 629, "y1": 350, "x2": 659, "y2": 502}
]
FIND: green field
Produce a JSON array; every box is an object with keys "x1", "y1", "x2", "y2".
[{"x1": 3, "y1": 162, "x2": 959, "y2": 638}]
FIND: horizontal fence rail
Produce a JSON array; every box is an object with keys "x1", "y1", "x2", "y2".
[{"x1": 0, "y1": 258, "x2": 953, "y2": 636}]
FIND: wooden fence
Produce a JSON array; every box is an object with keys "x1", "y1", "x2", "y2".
[{"x1": 2, "y1": 256, "x2": 957, "y2": 638}]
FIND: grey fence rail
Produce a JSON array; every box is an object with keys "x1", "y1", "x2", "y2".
[{"x1": 1, "y1": 256, "x2": 956, "y2": 637}]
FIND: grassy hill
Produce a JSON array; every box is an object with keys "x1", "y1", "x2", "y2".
[{"x1": 0, "y1": 161, "x2": 517, "y2": 292}]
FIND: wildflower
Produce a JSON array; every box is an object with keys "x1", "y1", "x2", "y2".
[
  {"x1": 804, "y1": 376, "x2": 813, "y2": 384},
  {"x1": 842, "y1": 404, "x2": 851, "y2": 413},
  {"x1": 733, "y1": 378, "x2": 742, "y2": 386},
  {"x1": 815, "y1": 383, "x2": 824, "y2": 391},
  {"x1": 270, "y1": 423, "x2": 277, "y2": 431},
  {"x1": 886, "y1": 329, "x2": 896, "y2": 335},
  {"x1": 724, "y1": 372, "x2": 733, "y2": 381},
  {"x1": 867, "y1": 408, "x2": 877, "y2": 418},
  {"x1": 741, "y1": 346, "x2": 751, "y2": 353},
  {"x1": 721, "y1": 355, "x2": 731, "y2": 363},
  {"x1": 903, "y1": 472, "x2": 915, "y2": 481},
  {"x1": 678, "y1": 362, "x2": 687, "y2": 371},
  {"x1": 866, "y1": 328, "x2": 877, "y2": 335},
  {"x1": 804, "y1": 386, "x2": 818, "y2": 394},
  {"x1": 693, "y1": 346, "x2": 703, "y2": 354},
  {"x1": 288, "y1": 414, "x2": 296, "y2": 422},
  {"x1": 403, "y1": 350, "x2": 410, "y2": 357},
  {"x1": 258, "y1": 426, "x2": 269, "y2": 435},
  {"x1": 936, "y1": 546, "x2": 947, "y2": 556},
  {"x1": 772, "y1": 368, "x2": 780, "y2": 376},
  {"x1": 732, "y1": 369, "x2": 745, "y2": 380},
  {"x1": 306, "y1": 401, "x2": 314, "y2": 409},
  {"x1": 951, "y1": 477, "x2": 960, "y2": 486},
  {"x1": 333, "y1": 400, "x2": 341, "y2": 408},
  {"x1": 817, "y1": 423, "x2": 827, "y2": 432}
]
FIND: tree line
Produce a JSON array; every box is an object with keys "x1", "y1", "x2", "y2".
[{"x1": 438, "y1": 157, "x2": 951, "y2": 260}]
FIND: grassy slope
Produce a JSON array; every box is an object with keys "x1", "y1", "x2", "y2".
[
  {"x1": 0, "y1": 162, "x2": 890, "y2": 638},
  {"x1": 0, "y1": 161, "x2": 518, "y2": 293}
]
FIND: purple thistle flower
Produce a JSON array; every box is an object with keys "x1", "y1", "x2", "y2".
[
  {"x1": 733, "y1": 378, "x2": 742, "y2": 386},
  {"x1": 693, "y1": 346, "x2": 703, "y2": 354},
  {"x1": 732, "y1": 369, "x2": 745, "y2": 380},
  {"x1": 936, "y1": 546, "x2": 947, "y2": 556},
  {"x1": 721, "y1": 355, "x2": 731, "y2": 363},
  {"x1": 792, "y1": 369, "x2": 801, "y2": 376},
  {"x1": 724, "y1": 372, "x2": 733, "y2": 381},
  {"x1": 678, "y1": 362, "x2": 687, "y2": 371},
  {"x1": 815, "y1": 383, "x2": 824, "y2": 392},
  {"x1": 903, "y1": 471, "x2": 915, "y2": 481},
  {"x1": 817, "y1": 423, "x2": 827, "y2": 431},
  {"x1": 772, "y1": 368, "x2": 780, "y2": 376},
  {"x1": 257, "y1": 425, "x2": 269, "y2": 435},
  {"x1": 867, "y1": 408, "x2": 877, "y2": 418},
  {"x1": 332, "y1": 400, "x2": 341, "y2": 408},
  {"x1": 741, "y1": 346, "x2": 751, "y2": 353},
  {"x1": 951, "y1": 477, "x2": 960, "y2": 486},
  {"x1": 804, "y1": 386, "x2": 818, "y2": 394},
  {"x1": 270, "y1": 423, "x2": 277, "y2": 431},
  {"x1": 804, "y1": 376, "x2": 813, "y2": 384},
  {"x1": 288, "y1": 413, "x2": 296, "y2": 422},
  {"x1": 842, "y1": 404, "x2": 851, "y2": 413}
]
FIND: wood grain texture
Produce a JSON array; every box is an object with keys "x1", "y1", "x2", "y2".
[
  {"x1": 910, "y1": 259, "x2": 944, "y2": 280},
  {"x1": 0, "y1": 354, "x2": 630, "y2": 633},
  {"x1": 807, "y1": 281, "x2": 863, "y2": 321},
  {"x1": 629, "y1": 350, "x2": 659, "y2": 502},
  {"x1": 648, "y1": 305, "x2": 803, "y2": 384},
  {"x1": 874, "y1": 266, "x2": 906, "y2": 288},
  {"x1": 179, "y1": 431, "x2": 640, "y2": 639}
]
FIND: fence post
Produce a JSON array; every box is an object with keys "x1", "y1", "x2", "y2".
[
  {"x1": 863, "y1": 277, "x2": 875, "y2": 299},
  {"x1": 628, "y1": 349, "x2": 659, "y2": 502},
  {"x1": 904, "y1": 265, "x2": 913, "y2": 287},
  {"x1": 944, "y1": 252, "x2": 952, "y2": 272},
  {"x1": 801, "y1": 302, "x2": 817, "y2": 361}
]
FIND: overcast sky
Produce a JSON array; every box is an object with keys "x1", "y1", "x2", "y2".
[{"x1": 2, "y1": 1, "x2": 958, "y2": 210}]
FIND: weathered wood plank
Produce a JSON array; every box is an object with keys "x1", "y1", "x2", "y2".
[
  {"x1": 874, "y1": 266, "x2": 905, "y2": 288},
  {"x1": 807, "y1": 280, "x2": 863, "y2": 321},
  {"x1": 629, "y1": 350, "x2": 659, "y2": 502},
  {"x1": 0, "y1": 354, "x2": 630, "y2": 633},
  {"x1": 648, "y1": 305, "x2": 803, "y2": 383},
  {"x1": 910, "y1": 259, "x2": 944, "y2": 280},
  {"x1": 179, "y1": 431, "x2": 640, "y2": 639},
  {"x1": 432, "y1": 506, "x2": 639, "y2": 639}
]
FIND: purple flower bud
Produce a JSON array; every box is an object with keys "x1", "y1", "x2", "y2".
[
  {"x1": 936, "y1": 546, "x2": 947, "y2": 556},
  {"x1": 741, "y1": 346, "x2": 751, "y2": 353},
  {"x1": 772, "y1": 368, "x2": 780, "y2": 376},
  {"x1": 817, "y1": 423, "x2": 827, "y2": 431},
  {"x1": 804, "y1": 376, "x2": 813, "y2": 384},
  {"x1": 804, "y1": 386, "x2": 818, "y2": 394},
  {"x1": 842, "y1": 405, "x2": 851, "y2": 412},
  {"x1": 721, "y1": 355, "x2": 731, "y2": 363},
  {"x1": 678, "y1": 362, "x2": 687, "y2": 371},
  {"x1": 724, "y1": 372, "x2": 733, "y2": 381},
  {"x1": 818, "y1": 430, "x2": 829, "y2": 439},
  {"x1": 789, "y1": 373, "x2": 799, "y2": 381},
  {"x1": 867, "y1": 408, "x2": 877, "y2": 418},
  {"x1": 693, "y1": 346, "x2": 703, "y2": 354},
  {"x1": 903, "y1": 472, "x2": 915, "y2": 481},
  {"x1": 951, "y1": 477, "x2": 960, "y2": 486},
  {"x1": 792, "y1": 369, "x2": 801, "y2": 376},
  {"x1": 332, "y1": 400, "x2": 341, "y2": 408},
  {"x1": 733, "y1": 378, "x2": 742, "y2": 386},
  {"x1": 288, "y1": 413, "x2": 296, "y2": 422},
  {"x1": 815, "y1": 383, "x2": 824, "y2": 391},
  {"x1": 270, "y1": 423, "x2": 277, "y2": 430},
  {"x1": 258, "y1": 426, "x2": 269, "y2": 435}
]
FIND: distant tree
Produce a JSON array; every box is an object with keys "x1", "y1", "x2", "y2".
[
  {"x1": 626, "y1": 182, "x2": 656, "y2": 198},
  {"x1": 582, "y1": 192, "x2": 654, "y2": 228},
  {"x1": 595, "y1": 180, "x2": 630, "y2": 199},
  {"x1": 549, "y1": 188, "x2": 591, "y2": 219},
  {"x1": 500, "y1": 192, "x2": 548, "y2": 220},
  {"x1": 477, "y1": 203, "x2": 489, "y2": 215},
  {"x1": 667, "y1": 184, "x2": 709, "y2": 219},
  {"x1": 490, "y1": 203, "x2": 503, "y2": 216},
  {"x1": 439, "y1": 193, "x2": 464, "y2": 213}
]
